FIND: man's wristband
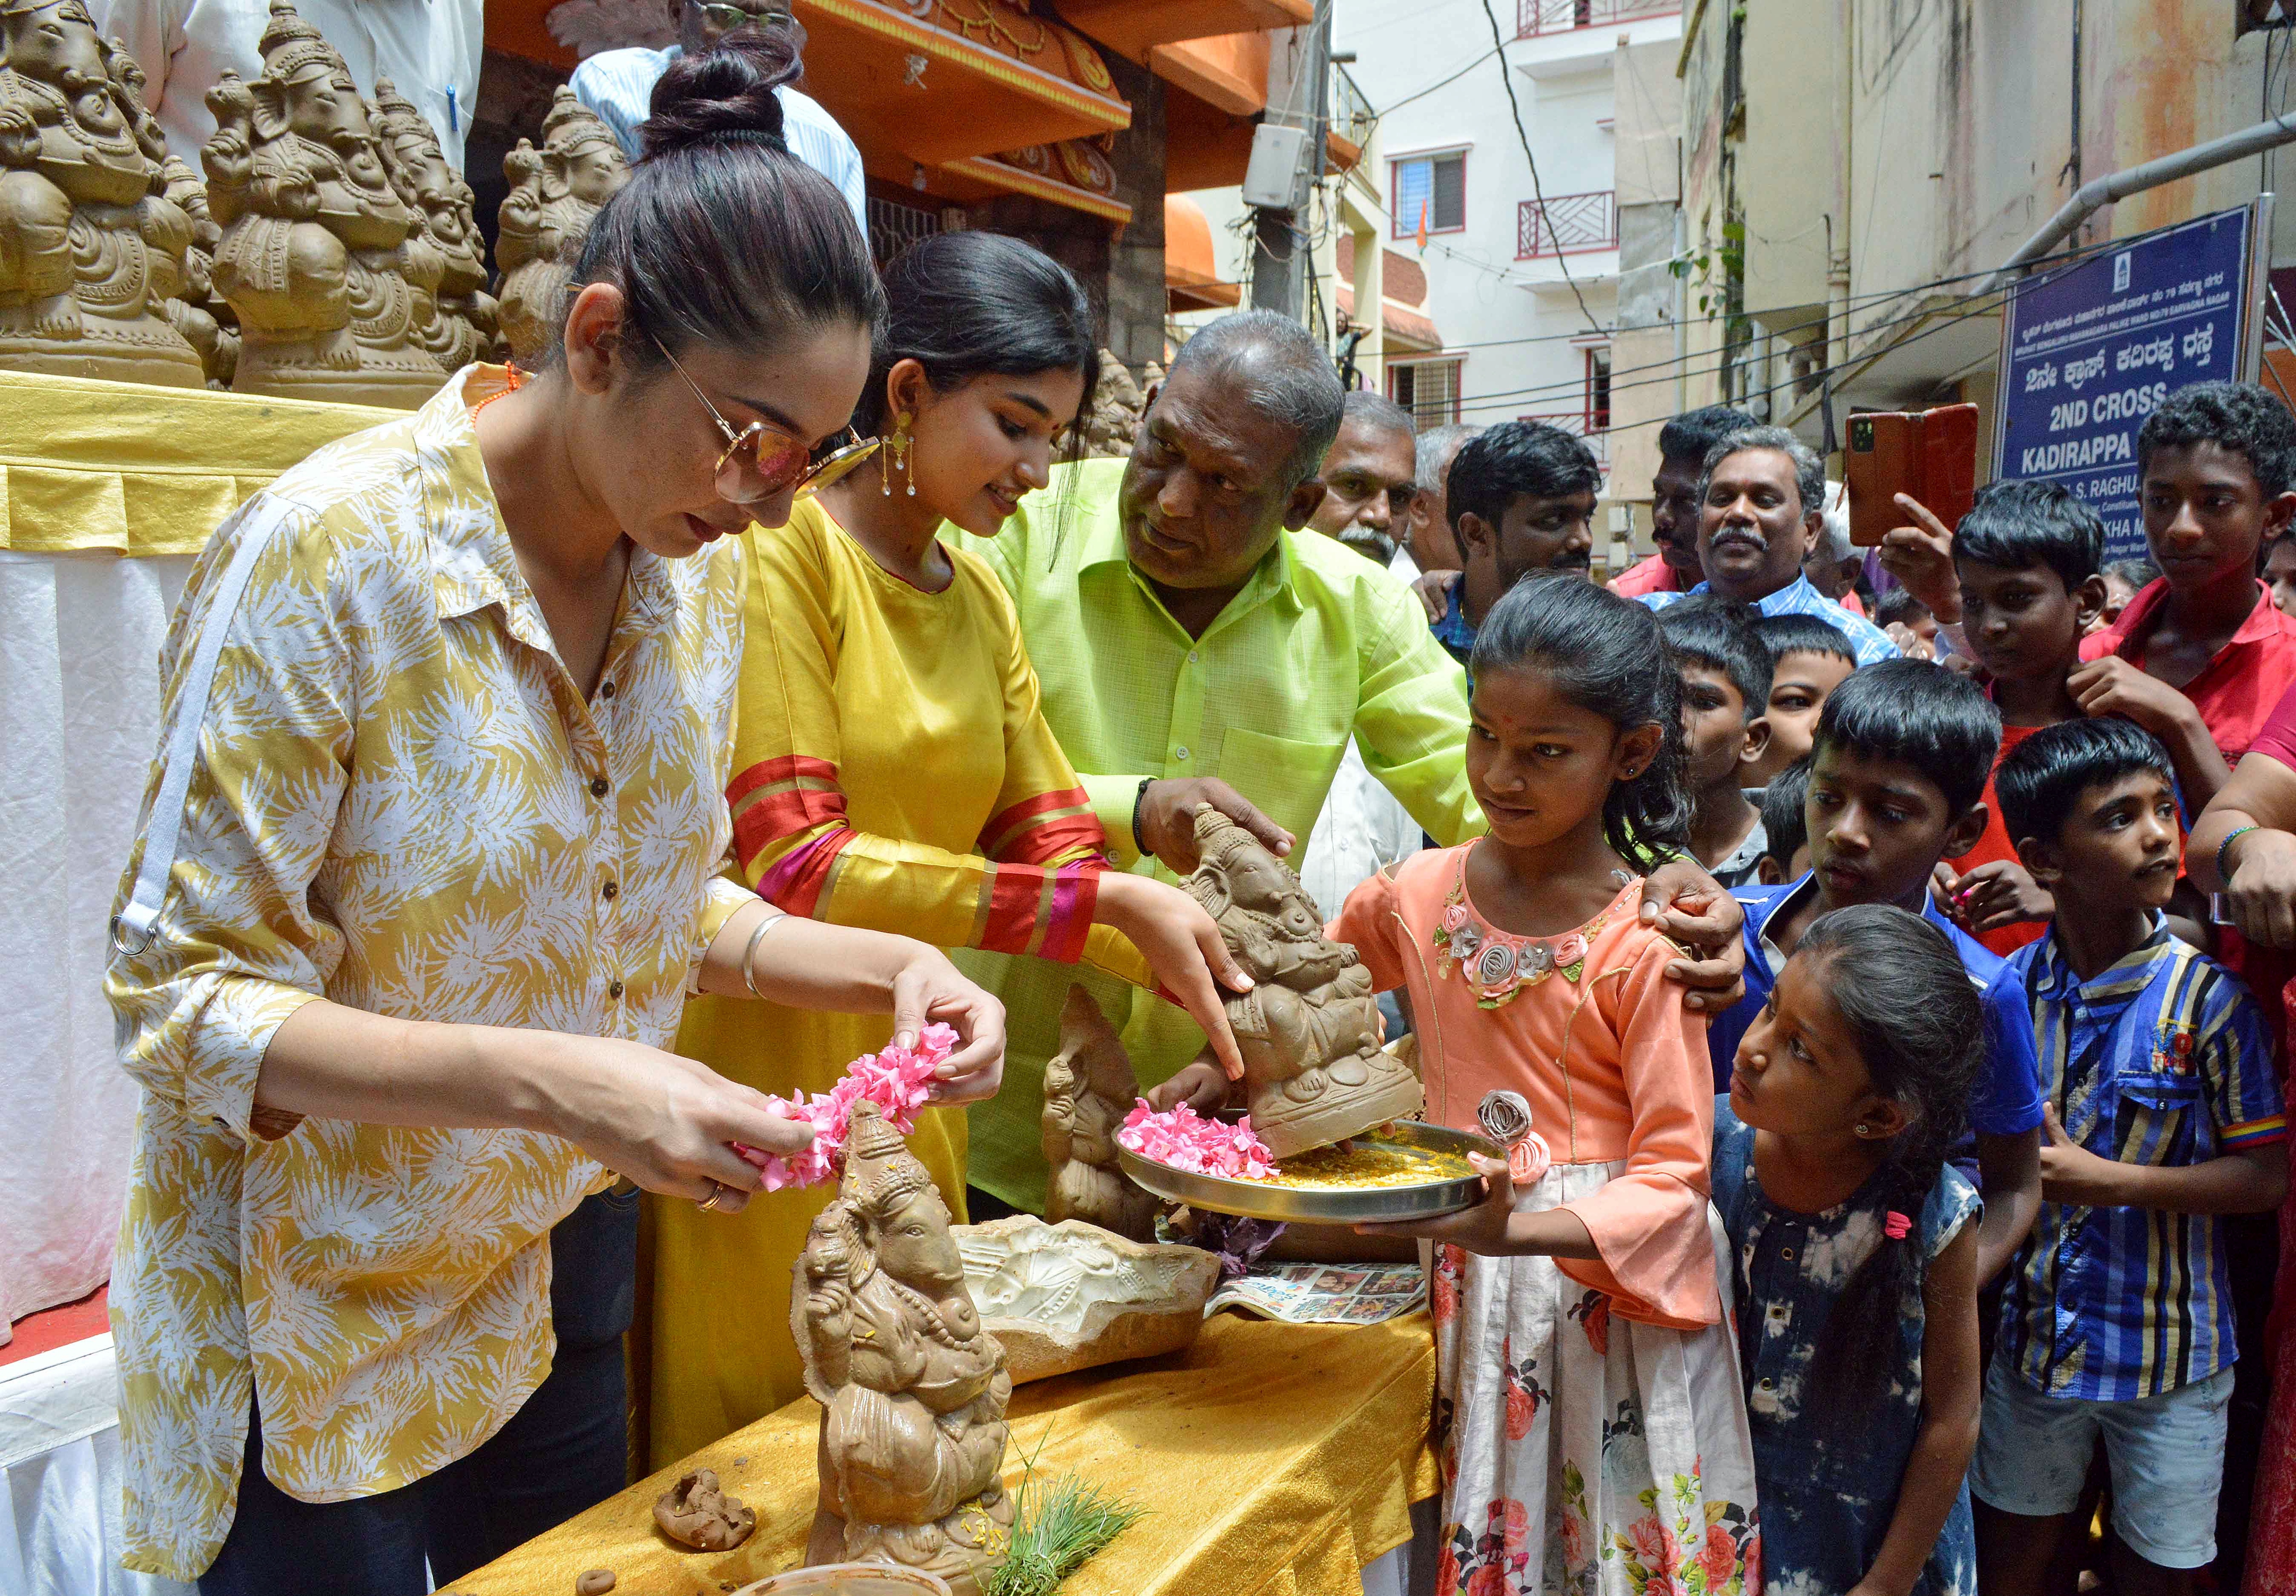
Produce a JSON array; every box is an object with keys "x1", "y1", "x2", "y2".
[
  {"x1": 2217, "y1": 823, "x2": 2262, "y2": 886},
  {"x1": 1131, "y1": 777, "x2": 1155, "y2": 857}
]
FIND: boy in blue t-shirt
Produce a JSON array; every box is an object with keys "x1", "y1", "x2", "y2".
[
  {"x1": 1972, "y1": 717, "x2": 2286, "y2": 1589},
  {"x1": 1702, "y1": 659, "x2": 2044, "y2": 1285}
]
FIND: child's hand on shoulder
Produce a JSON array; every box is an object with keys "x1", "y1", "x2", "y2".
[
  {"x1": 1638, "y1": 859, "x2": 1749, "y2": 1011},
  {"x1": 2066, "y1": 655, "x2": 2202, "y2": 736}
]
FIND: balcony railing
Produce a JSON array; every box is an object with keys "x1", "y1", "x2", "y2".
[
  {"x1": 1517, "y1": 0, "x2": 1681, "y2": 38},
  {"x1": 1516, "y1": 190, "x2": 1617, "y2": 258},
  {"x1": 1519, "y1": 409, "x2": 1610, "y2": 467}
]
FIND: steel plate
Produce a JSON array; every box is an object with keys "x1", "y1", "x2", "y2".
[{"x1": 1117, "y1": 1119, "x2": 1500, "y2": 1225}]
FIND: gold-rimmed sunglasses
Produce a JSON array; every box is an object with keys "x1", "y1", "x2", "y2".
[{"x1": 653, "y1": 337, "x2": 880, "y2": 505}]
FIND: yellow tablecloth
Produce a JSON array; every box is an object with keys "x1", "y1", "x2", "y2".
[
  {"x1": 0, "y1": 369, "x2": 406, "y2": 556},
  {"x1": 447, "y1": 1311, "x2": 1439, "y2": 1596}
]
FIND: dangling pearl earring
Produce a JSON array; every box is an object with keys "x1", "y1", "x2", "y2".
[{"x1": 888, "y1": 411, "x2": 914, "y2": 496}]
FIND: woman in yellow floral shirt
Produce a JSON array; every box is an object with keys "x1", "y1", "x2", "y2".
[
  {"x1": 654, "y1": 231, "x2": 1252, "y2": 1461},
  {"x1": 102, "y1": 39, "x2": 1002, "y2": 1596}
]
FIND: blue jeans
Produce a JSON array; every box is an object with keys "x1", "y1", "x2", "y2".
[{"x1": 197, "y1": 1187, "x2": 638, "y2": 1596}]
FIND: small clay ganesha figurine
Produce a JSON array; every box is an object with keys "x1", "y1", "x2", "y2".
[
  {"x1": 795, "y1": 1102, "x2": 1013, "y2": 1596},
  {"x1": 201, "y1": 0, "x2": 444, "y2": 405},
  {"x1": 494, "y1": 86, "x2": 628, "y2": 365},
  {"x1": 1041, "y1": 984, "x2": 1160, "y2": 1241},
  {"x1": 1183, "y1": 804, "x2": 1422, "y2": 1157},
  {"x1": 0, "y1": 0, "x2": 206, "y2": 385}
]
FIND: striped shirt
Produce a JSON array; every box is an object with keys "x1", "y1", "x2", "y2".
[
  {"x1": 2003, "y1": 920, "x2": 2287, "y2": 1401},
  {"x1": 567, "y1": 45, "x2": 868, "y2": 241},
  {"x1": 1640, "y1": 573, "x2": 1900, "y2": 667}
]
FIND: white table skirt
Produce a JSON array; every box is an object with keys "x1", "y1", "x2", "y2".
[
  {"x1": 1, "y1": 1334, "x2": 192, "y2": 1596},
  {"x1": 0, "y1": 551, "x2": 193, "y2": 1337}
]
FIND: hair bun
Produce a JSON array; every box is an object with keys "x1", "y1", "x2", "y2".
[{"x1": 641, "y1": 29, "x2": 801, "y2": 160}]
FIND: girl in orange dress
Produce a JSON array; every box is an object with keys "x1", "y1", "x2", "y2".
[{"x1": 1344, "y1": 575, "x2": 1760, "y2": 1595}]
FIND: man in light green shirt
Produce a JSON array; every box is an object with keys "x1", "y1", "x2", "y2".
[{"x1": 956, "y1": 313, "x2": 1739, "y2": 1214}]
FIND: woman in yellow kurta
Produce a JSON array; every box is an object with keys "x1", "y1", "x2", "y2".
[{"x1": 657, "y1": 233, "x2": 1250, "y2": 1462}]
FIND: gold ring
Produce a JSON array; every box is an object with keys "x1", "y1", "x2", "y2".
[{"x1": 697, "y1": 1181, "x2": 730, "y2": 1213}]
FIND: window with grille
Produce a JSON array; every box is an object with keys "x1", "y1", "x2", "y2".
[
  {"x1": 867, "y1": 196, "x2": 942, "y2": 270},
  {"x1": 1391, "y1": 152, "x2": 1466, "y2": 239},
  {"x1": 1586, "y1": 347, "x2": 1612, "y2": 431},
  {"x1": 1389, "y1": 358, "x2": 1463, "y2": 428}
]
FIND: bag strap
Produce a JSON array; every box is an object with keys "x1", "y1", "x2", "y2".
[{"x1": 112, "y1": 498, "x2": 303, "y2": 956}]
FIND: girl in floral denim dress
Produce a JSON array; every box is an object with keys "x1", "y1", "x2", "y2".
[
  {"x1": 1342, "y1": 578, "x2": 1759, "y2": 1596},
  {"x1": 1711, "y1": 905, "x2": 1986, "y2": 1596}
]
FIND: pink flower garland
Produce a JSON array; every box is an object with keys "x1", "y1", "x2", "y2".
[
  {"x1": 1117, "y1": 1100, "x2": 1278, "y2": 1181},
  {"x1": 730, "y1": 1023, "x2": 957, "y2": 1191}
]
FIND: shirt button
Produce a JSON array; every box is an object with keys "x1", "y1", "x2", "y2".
[
  {"x1": 590, "y1": 776, "x2": 609, "y2": 798},
  {"x1": 600, "y1": 680, "x2": 617, "y2": 700},
  {"x1": 1779, "y1": 1247, "x2": 1794, "y2": 1261},
  {"x1": 1176, "y1": 746, "x2": 1190, "y2": 761},
  {"x1": 608, "y1": 979, "x2": 625, "y2": 1000},
  {"x1": 602, "y1": 880, "x2": 618, "y2": 900},
  {"x1": 1757, "y1": 1377, "x2": 1773, "y2": 1390},
  {"x1": 1187, "y1": 650, "x2": 1199, "y2": 663}
]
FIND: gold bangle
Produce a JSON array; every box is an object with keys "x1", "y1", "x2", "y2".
[{"x1": 742, "y1": 908, "x2": 789, "y2": 1000}]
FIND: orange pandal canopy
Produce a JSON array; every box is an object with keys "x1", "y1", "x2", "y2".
[
  {"x1": 793, "y1": 0, "x2": 1131, "y2": 167},
  {"x1": 939, "y1": 136, "x2": 1135, "y2": 228}
]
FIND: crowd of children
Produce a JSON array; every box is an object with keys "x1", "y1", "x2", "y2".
[{"x1": 1334, "y1": 378, "x2": 2296, "y2": 1596}]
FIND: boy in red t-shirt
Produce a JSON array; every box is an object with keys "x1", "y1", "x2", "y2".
[
  {"x1": 1930, "y1": 480, "x2": 2111, "y2": 954},
  {"x1": 2080, "y1": 381, "x2": 2296, "y2": 780}
]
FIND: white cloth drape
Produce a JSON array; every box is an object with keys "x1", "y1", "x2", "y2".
[
  {"x1": 1, "y1": 1336, "x2": 193, "y2": 1596},
  {"x1": 0, "y1": 552, "x2": 193, "y2": 1337}
]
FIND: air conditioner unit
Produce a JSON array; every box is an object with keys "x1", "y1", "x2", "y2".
[{"x1": 1242, "y1": 124, "x2": 1310, "y2": 209}]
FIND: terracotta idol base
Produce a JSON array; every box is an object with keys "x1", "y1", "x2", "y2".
[
  {"x1": 733, "y1": 1568, "x2": 952, "y2": 1596},
  {"x1": 0, "y1": 333, "x2": 207, "y2": 389},
  {"x1": 231, "y1": 335, "x2": 447, "y2": 407},
  {"x1": 955, "y1": 1215, "x2": 1216, "y2": 1383}
]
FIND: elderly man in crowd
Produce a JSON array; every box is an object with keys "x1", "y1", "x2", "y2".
[
  {"x1": 1401, "y1": 422, "x2": 1482, "y2": 582},
  {"x1": 952, "y1": 310, "x2": 1747, "y2": 1217},
  {"x1": 1310, "y1": 390, "x2": 1423, "y2": 573},
  {"x1": 1638, "y1": 425, "x2": 1899, "y2": 666}
]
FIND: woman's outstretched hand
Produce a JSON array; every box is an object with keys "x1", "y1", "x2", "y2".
[
  {"x1": 1097, "y1": 871, "x2": 1252, "y2": 1080},
  {"x1": 889, "y1": 947, "x2": 1007, "y2": 1103}
]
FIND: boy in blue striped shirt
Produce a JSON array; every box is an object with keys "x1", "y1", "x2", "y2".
[{"x1": 1973, "y1": 718, "x2": 2288, "y2": 1593}]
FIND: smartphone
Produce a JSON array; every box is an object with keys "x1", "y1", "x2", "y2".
[{"x1": 1844, "y1": 403, "x2": 1980, "y2": 546}]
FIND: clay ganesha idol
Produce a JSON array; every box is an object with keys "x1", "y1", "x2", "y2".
[
  {"x1": 0, "y1": 0, "x2": 206, "y2": 385},
  {"x1": 795, "y1": 1102, "x2": 1013, "y2": 1596},
  {"x1": 1182, "y1": 804, "x2": 1421, "y2": 1158},
  {"x1": 201, "y1": 0, "x2": 444, "y2": 405},
  {"x1": 1041, "y1": 984, "x2": 1160, "y2": 1241},
  {"x1": 494, "y1": 86, "x2": 627, "y2": 365}
]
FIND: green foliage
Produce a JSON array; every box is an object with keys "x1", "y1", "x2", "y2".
[{"x1": 979, "y1": 1438, "x2": 1146, "y2": 1596}]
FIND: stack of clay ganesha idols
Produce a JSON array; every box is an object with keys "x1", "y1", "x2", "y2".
[
  {"x1": 108, "y1": 37, "x2": 237, "y2": 387},
  {"x1": 795, "y1": 1102, "x2": 1014, "y2": 1596},
  {"x1": 494, "y1": 86, "x2": 628, "y2": 365},
  {"x1": 373, "y1": 76, "x2": 495, "y2": 371},
  {"x1": 200, "y1": 0, "x2": 444, "y2": 406},
  {"x1": 0, "y1": 0, "x2": 207, "y2": 386},
  {"x1": 1183, "y1": 804, "x2": 1423, "y2": 1157}
]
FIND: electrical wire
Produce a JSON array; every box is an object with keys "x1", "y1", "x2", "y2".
[
  {"x1": 1473, "y1": 0, "x2": 1604, "y2": 336},
  {"x1": 1453, "y1": 270, "x2": 2026, "y2": 424},
  {"x1": 1434, "y1": 219, "x2": 2185, "y2": 411}
]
